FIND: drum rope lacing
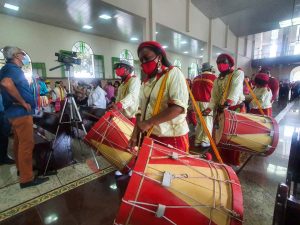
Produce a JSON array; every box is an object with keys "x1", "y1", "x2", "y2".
[{"x1": 122, "y1": 142, "x2": 243, "y2": 224}]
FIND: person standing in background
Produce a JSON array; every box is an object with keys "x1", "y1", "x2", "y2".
[
  {"x1": 192, "y1": 62, "x2": 217, "y2": 148},
  {"x1": 104, "y1": 81, "x2": 115, "y2": 104},
  {"x1": 0, "y1": 46, "x2": 48, "y2": 188},
  {"x1": 88, "y1": 79, "x2": 107, "y2": 109}
]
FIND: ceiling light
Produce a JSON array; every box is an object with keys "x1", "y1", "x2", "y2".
[
  {"x1": 155, "y1": 31, "x2": 159, "y2": 34},
  {"x1": 83, "y1": 25, "x2": 92, "y2": 29},
  {"x1": 183, "y1": 51, "x2": 189, "y2": 54},
  {"x1": 279, "y1": 17, "x2": 300, "y2": 28},
  {"x1": 130, "y1": 37, "x2": 139, "y2": 41},
  {"x1": 181, "y1": 41, "x2": 187, "y2": 44},
  {"x1": 216, "y1": 52, "x2": 221, "y2": 55},
  {"x1": 4, "y1": 3, "x2": 19, "y2": 11},
  {"x1": 199, "y1": 55, "x2": 204, "y2": 58},
  {"x1": 99, "y1": 14, "x2": 112, "y2": 20},
  {"x1": 200, "y1": 48, "x2": 204, "y2": 51},
  {"x1": 162, "y1": 45, "x2": 168, "y2": 49}
]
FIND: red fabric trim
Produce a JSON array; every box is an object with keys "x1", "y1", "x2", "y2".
[
  {"x1": 150, "y1": 133, "x2": 189, "y2": 153},
  {"x1": 116, "y1": 102, "x2": 123, "y2": 110}
]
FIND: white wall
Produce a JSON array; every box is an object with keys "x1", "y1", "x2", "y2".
[
  {"x1": 211, "y1": 18, "x2": 227, "y2": 48},
  {"x1": 238, "y1": 37, "x2": 246, "y2": 55},
  {"x1": 0, "y1": 13, "x2": 200, "y2": 78},
  {"x1": 0, "y1": 14, "x2": 139, "y2": 78}
]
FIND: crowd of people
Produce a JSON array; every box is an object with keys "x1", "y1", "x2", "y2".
[{"x1": 0, "y1": 41, "x2": 297, "y2": 188}]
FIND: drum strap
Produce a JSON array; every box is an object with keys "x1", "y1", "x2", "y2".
[
  {"x1": 186, "y1": 80, "x2": 223, "y2": 163},
  {"x1": 146, "y1": 71, "x2": 170, "y2": 137},
  {"x1": 221, "y1": 72, "x2": 234, "y2": 106},
  {"x1": 244, "y1": 79, "x2": 265, "y2": 115}
]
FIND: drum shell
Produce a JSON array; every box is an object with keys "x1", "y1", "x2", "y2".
[
  {"x1": 114, "y1": 137, "x2": 243, "y2": 225},
  {"x1": 84, "y1": 110, "x2": 135, "y2": 172},
  {"x1": 214, "y1": 110, "x2": 279, "y2": 156}
]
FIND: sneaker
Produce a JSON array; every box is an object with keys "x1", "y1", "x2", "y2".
[
  {"x1": 115, "y1": 170, "x2": 123, "y2": 176},
  {"x1": 194, "y1": 143, "x2": 201, "y2": 147},
  {"x1": 20, "y1": 177, "x2": 49, "y2": 189},
  {"x1": 0, "y1": 157, "x2": 15, "y2": 165},
  {"x1": 201, "y1": 142, "x2": 211, "y2": 148}
]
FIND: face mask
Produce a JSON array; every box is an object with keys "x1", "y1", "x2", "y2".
[
  {"x1": 217, "y1": 63, "x2": 230, "y2": 73},
  {"x1": 141, "y1": 57, "x2": 158, "y2": 76},
  {"x1": 21, "y1": 55, "x2": 30, "y2": 66},
  {"x1": 116, "y1": 67, "x2": 126, "y2": 77}
]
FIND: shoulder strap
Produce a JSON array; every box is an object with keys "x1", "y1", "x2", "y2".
[
  {"x1": 221, "y1": 72, "x2": 234, "y2": 105},
  {"x1": 146, "y1": 71, "x2": 170, "y2": 137}
]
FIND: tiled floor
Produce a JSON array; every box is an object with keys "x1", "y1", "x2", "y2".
[{"x1": 0, "y1": 99, "x2": 299, "y2": 225}]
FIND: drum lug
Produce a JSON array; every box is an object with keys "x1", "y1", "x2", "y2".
[
  {"x1": 171, "y1": 152, "x2": 179, "y2": 160},
  {"x1": 162, "y1": 171, "x2": 172, "y2": 187},
  {"x1": 155, "y1": 204, "x2": 166, "y2": 218}
]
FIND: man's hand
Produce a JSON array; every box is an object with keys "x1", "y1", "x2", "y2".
[
  {"x1": 21, "y1": 102, "x2": 31, "y2": 112},
  {"x1": 137, "y1": 120, "x2": 153, "y2": 133}
]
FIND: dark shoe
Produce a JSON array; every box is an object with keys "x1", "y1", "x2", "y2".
[
  {"x1": 20, "y1": 177, "x2": 49, "y2": 189},
  {"x1": 0, "y1": 157, "x2": 15, "y2": 165}
]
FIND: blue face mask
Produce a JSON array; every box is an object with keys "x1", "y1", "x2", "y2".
[{"x1": 21, "y1": 55, "x2": 30, "y2": 66}]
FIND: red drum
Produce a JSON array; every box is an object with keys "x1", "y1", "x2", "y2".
[
  {"x1": 214, "y1": 110, "x2": 279, "y2": 156},
  {"x1": 114, "y1": 137, "x2": 243, "y2": 225},
  {"x1": 84, "y1": 110, "x2": 135, "y2": 171}
]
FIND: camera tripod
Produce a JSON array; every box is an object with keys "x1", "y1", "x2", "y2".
[{"x1": 43, "y1": 63, "x2": 99, "y2": 175}]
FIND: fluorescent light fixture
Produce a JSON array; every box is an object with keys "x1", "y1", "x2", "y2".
[
  {"x1": 83, "y1": 25, "x2": 92, "y2": 29},
  {"x1": 99, "y1": 14, "x2": 112, "y2": 20},
  {"x1": 216, "y1": 52, "x2": 221, "y2": 55},
  {"x1": 199, "y1": 55, "x2": 204, "y2": 58},
  {"x1": 200, "y1": 48, "x2": 204, "y2": 50},
  {"x1": 183, "y1": 51, "x2": 189, "y2": 54},
  {"x1": 4, "y1": 3, "x2": 19, "y2": 11},
  {"x1": 155, "y1": 31, "x2": 159, "y2": 34},
  {"x1": 279, "y1": 17, "x2": 300, "y2": 28},
  {"x1": 130, "y1": 37, "x2": 139, "y2": 41},
  {"x1": 162, "y1": 45, "x2": 168, "y2": 49},
  {"x1": 181, "y1": 41, "x2": 187, "y2": 44}
]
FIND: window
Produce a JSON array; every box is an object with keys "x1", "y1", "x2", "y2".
[
  {"x1": 174, "y1": 59, "x2": 182, "y2": 69},
  {"x1": 32, "y1": 63, "x2": 46, "y2": 79},
  {"x1": 0, "y1": 49, "x2": 4, "y2": 69},
  {"x1": 94, "y1": 55, "x2": 105, "y2": 78},
  {"x1": 120, "y1": 49, "x2": 134, "y2": 66},
  {"x1": 22, "y1": 53, "x2": 33, "y2": 83},
  {"x1": 188, "y1": 62, "x2": 198, "y2": 79},
  {"x1": 72, "y1": 41, "x2": 95, "y2": 78}
]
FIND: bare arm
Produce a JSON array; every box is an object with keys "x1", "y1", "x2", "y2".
[{"x1": 1, "y1": 77, "x2": 31, "y2": 111}]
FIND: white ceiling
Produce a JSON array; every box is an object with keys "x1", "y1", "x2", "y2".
[{"x1": 192, "y1": 0, "x2": 298, "y2": 36}]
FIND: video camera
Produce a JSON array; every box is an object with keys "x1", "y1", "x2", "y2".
[{"x1": 55, "y1": 52, "x2": 81, "y2": 65}]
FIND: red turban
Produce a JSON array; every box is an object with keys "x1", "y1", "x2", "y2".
[
  {"x1": 137, "y1": 41, "x2": 166, "y2": 56},
  {"x1": 217, "y1": 53, "x2": 235, "y2": 66},
  {"x1": 255, "y1": 73, "x2": 269, "y2": 82}
]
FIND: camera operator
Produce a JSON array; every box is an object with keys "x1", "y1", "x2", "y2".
[{"x1": 0, "y1": 46, "x2": 49, "y2": 188}]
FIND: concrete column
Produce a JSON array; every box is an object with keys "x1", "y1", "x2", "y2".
[
  {"x1": 144, "y1": 0, "x2": 156, "y2": 41},
  {"x1": 225, "y1": 24, "x2": 229, "y2": 48},
  {"x1": 186, "y1": 0, "x2": 190, "y2": 33},
  {"x1": 207, "y1": 18, "x2": 213, "y2": 64},
  {"x1": 235, "y1": 37, "x2": 239, "y2": 69}
]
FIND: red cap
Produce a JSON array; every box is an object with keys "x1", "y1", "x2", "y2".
[
  {"x1": 255, "y1": 73, "x2": 269, "y2": 82},
  {"x1": 137, "y1": 41, "x2": 166, "y2": 56},
  {"x1": 217, "y1": 53, "x2": 235, "y2": 66}
]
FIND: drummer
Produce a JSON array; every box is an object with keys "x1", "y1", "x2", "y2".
[
  {"x1": 246, "y1": 72, "x2": 273, "y2": 116},
  {"x1": 111, "y1": 59, "x2": 141, "y2": 124},
  {"x1": 130, "y1": 41, "x2": 189, "y2": 152},
  {"x1": 202, "y1": 53, "x2": 245, "y2": 166}
]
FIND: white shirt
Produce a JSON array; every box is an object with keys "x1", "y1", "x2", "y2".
[
  {"x1": 139, "y1": 67, "x2": 189, "y2": 137},
  {"x1": 209, "y1": 69, "x2": 245, "y2": 110},
  {"x1": 116, "y1": 75, "x2": 141, "y2": 118},
  {"x1": 88, "y1": 86, "x2": 107, "y2": 109},
  {"x1": 248, "y1": 87, "x2": 273, "y2": 109}
]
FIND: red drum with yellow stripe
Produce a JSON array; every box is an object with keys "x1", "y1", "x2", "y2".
[
  {"x1": 214, "y1": 109, "x2": 279, "y2": 156},
  {"x1": 114, "y1": 137, "x2": 243, "y2": 225},
  {"x1": 84, "y1": 110, "x2": 135, "y2": 171}
]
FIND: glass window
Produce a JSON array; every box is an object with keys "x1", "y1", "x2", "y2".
[
  {"x1": 188, "y1": 62, "x2": 198, "y2": 79},
  {"x1": 174, "y1": 59, "x2": 182, "y2": 69},
  {"x1": 32, "y1": 63, "x2": 46, "y2": 79},
  {"x1": 120, "y1": 49, "x2": 134, "y2": 66},
  {"x1": 72, "y1": 41, "x2": 95, "y2": 78},
  {"x1": 94, "y1": 55, "x2": 105, "y2": 78}
]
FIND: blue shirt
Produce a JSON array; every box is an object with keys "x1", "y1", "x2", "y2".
[
  {"x1": 0, "y1": 63, "x2": 35, "y2": 118},
  {"x1": 0, "y1": 93, "x2": 4, "y2": 112}
]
